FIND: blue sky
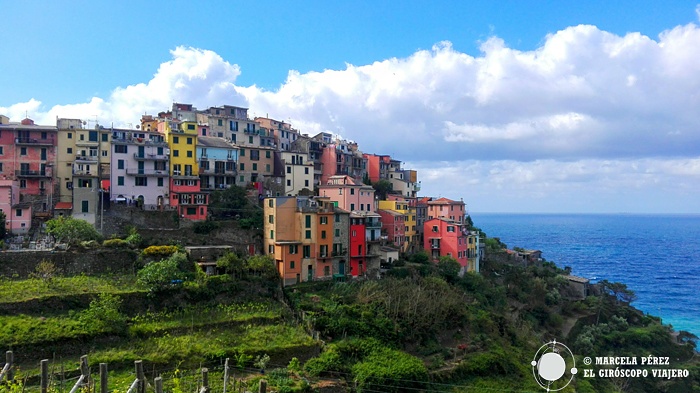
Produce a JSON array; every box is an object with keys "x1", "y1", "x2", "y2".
[{"x1": 3, "y1": 1, "x2": 700, "y2": 213}]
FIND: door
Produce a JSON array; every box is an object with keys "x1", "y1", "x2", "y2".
[
  {"x1": 138, "y1": 146, "x2": 145, "y2": 158},
  {"x1": 307, "y1": 265, "x2": 313, "y2": 281},
  {"x1": 339, "y1": 261, "x2": 345, "y2": 275}
]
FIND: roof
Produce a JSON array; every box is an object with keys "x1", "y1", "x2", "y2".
[
  {"x1": 197, "y1": 136, "x2": 235, "y2": 149},
  {"x1": 428, "y1": 197, "x2": 460, "y2": 205},
  {"x1": 564, "y1": 275, "x2": 590, "y2": 284},
  {"x1": 378, "y1": 209, "x2": 403, "y2": 217},
  {"x1": 55, "y1": 202, "x2": 73, "y2": 210}
]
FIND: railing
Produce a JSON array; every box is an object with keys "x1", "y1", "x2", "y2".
[
  {"x1": 15, "y1": 137, "x2": 55, "y2": 145},
  {"x1": 16, "y1": 170, "x2": 49, "y2": 177},
  {"x1": 133, "y1": 153, "x2": 168, "y2": 160},
  {"x1": 199, "y1": 168, "x2": 236, "y2": 175},
  {"x1": 125, "y1": 168, "x2": 169, "y2": 176},
  {"x1": 332, "y1": 249, "x2": 347, "y2": 257},
  {"x1": 366, "y1": 221, "x2": 382, "y2": 229},
  {"x1": 75, "y1": 155, "x2": 98, "y2": 162}
]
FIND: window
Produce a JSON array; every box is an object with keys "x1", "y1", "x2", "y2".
[
  {"x1": 187, "y1": 150, "x2": 192, "y2": 158},
  {"x1": 173, "y1": 136, "x2": 179, "y2": 143},
  {"x1": 287, "y1": 180, "x2": 291, "y2": 186},
  {"x1": 117, "y1": 176, "x2": 124, "y2": 186},
  {"x1": 305, "y1": 230, "x2": 311, "y2": 239},
  {"x1": 268, "y1": 199, "x2": 274, "y2": 208},
  {"x1": 305, "y1": 180, "x2": 309, "y2": 187},
  {"x1": 270, "y1": 230, "x2": 274, "y2": 239},
  {"x1": 335, "y1": 214, "x2": 340, "y2": 223},
  {"x1": 67, "y1": 147, "x2": 72, "y2": 154},
  {"x1": 268, "y1": 214, "x2": 274, "y2": 224},
  {"x1": 102, "y1": 150, "x2": 107, "y2": 157},
  {"x1": 366, "y1": 204, "x2": 371, "y2": 211},
  {"x1": 250, "y1": 150, "x2": 260, "y2": 160},
  {"x1": 20, "y1": 180, "x2": 26, "y2": 188},
  {"x1": 324, "y1": 266, "x2": 330, "y2": 276},
  {"x1": 350, "y1": 203, "x2": 355, "y2": 211},
  {"x1": 135, "y1": 177, "x2": 148, "y2": 186},
  {"x1": 187, "y1": 137, "x2": 193, "y2": 145},
  {"x1": 0, "y1": 163, "x2": 2, "y2": 172},
  {"x1": 320, "y1": 217, "x2": 328, "y2": 225},
  {"x1": 305, "y1": 167, "x2": 309, "y2": 175},
  {"x1": 249, "y1": 136, "x2": 253, "y2": 144},
  {"x1": 321, "y1": 231, "x2": 326, "y2": 239},
  {"x1": 187, "y1": 125, "x2": 195, "y2": 131},
  {"x1": 89, "y1": 131, "x2": 98, "y2": 141},
  {"x1": 289, "y1": 245, "x2": 298, "y2": 254},
  {"x1": 102, "y1": 133, "x2": 108, "y2": 142},
  {"x1": 432, "y1": 225, "x2": 439, "y2": 232},
  {"x1": 268, "y1": 245, "x2": 274, "y2": 254},
  {"x1": 266, "y1": 164, "x2": 270, "y2": 172},
  {"x1": 115, "y1": 145, "x2": 127, "y2": 153},
  {"x1": 158, "y1": 178, "x2": 164, "y2": 187},
  {"x1": 303, "y1": 245, "x2": 311, "y2": 258},
  {"x1": 335, "y1": 228, "x2": 340, "y2": 237},
  {"x1": 218, "y1": 119, "x2": 223, "y2": 126},
  {"x1": 305, "y1": 215, "x2": 311, "y2": 228},
  {"x1": 290, "y1": 261, "x2": 295, "y2": 269},
  {"x1": 266, "y1": 151, "x2": 271, "y2": 158},
  {"x1": 173, "y1": 150, "x2": 179, "y2": 157},
  {"x1": 187, "y1": 207, "x2": 196, "y2": 215},
  {"x1": 16, "y1": 209, "x2": 22, "y2": 217},
  {"x1": 82, "y1": 200, "x2": 89, "y2": 213},
  {"x1": 239, "y1": 163, "x2": 245, "y2": 171},
  {"x1": 252, "y1": 163, "x2": 257, "y2": 171},
  {"x1": 117, "y1": 160, "x2": 124, "y2": 169},
  {"x1": 350, "y1": 188, "x2": 355, "y2": 195},
  {"x1": 447, "y1": 226, "x2": 455, "y2": 232},
  {"x1": 67, "y1": 133, "x2": 72, "y2": 139},
  {"x1": 20, "y1": 147, "x2": 27, "y2": 155}
]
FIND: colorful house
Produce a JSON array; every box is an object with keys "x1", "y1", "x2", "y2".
[
  {"x1": 427, "y1": 197, "x2": 467, "y2": 224},
  {"x1": 110, "y1": 128, "x2": 169, "y2": 209},
  {"x1": 161, "y1": 119, "x2": 208, "y2": 220},
  {"x1": 197, "y1": 136, "x2": 238, "y2": 191},
  {"x1": 423, "y1": 217, "x2": 469, "y2": 273},
  {"x1": 0, "y1": 179, "x2": 32, "y2": 235}
]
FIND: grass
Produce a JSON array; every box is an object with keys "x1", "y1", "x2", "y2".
[{"x1": 0, "y1": 275, "x2": 140, "y2": 303}]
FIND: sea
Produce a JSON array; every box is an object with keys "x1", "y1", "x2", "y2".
[{"x1": 470, "y1": 213, "x2": 700, "y2": 337}]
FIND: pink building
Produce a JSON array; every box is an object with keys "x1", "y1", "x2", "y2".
[
  {"x1": 0, "y1": 179, "x2": 32, "y2": 235},
  {"x1": 317, "y1": 175, "x2": 376, "y2": 213},
  {"x1": 427, "y1": 197, "x2": 466, "y2": 224},
  {"x1": 423, "y1": 217, "x2": 468, "y2": 270}
]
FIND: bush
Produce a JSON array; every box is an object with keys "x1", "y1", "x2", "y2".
[
  {"x1": 352, "y1": 348, "x2": 428, "y2": 392},
  {"x1": 103, "y1": 238, "x2": 128, "y2": 248},
  {"x1": 46, "y1": 216, "x2": 102, "y2": 245},
  {"x1": 137, "y1": 253, "x2": 188, "y2": 293},
  {"x1": 79, "y1": 293, "x2": 127, "y2": 334},
  {"x1": 142, "y1": 245, "x2": 180, "y2": 259}
]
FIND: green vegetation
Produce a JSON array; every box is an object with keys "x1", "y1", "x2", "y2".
[
  {"x1": 0, "y1": 274, "x2": 138, "y2": 303},
  {"x1": 46, "y1": 216, "x2": 102, "y2": 245}
]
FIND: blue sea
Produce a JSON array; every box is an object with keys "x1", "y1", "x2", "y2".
[{"x1": 470, "y1": 213, "x2": 700, "y2": 337}]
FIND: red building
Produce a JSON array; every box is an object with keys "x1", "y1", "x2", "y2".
[
  {"x1": 0, "y1": 117, "x2": 57, "y2": 218},
  {"x1": 423, "y1": 217, "x2": 469, "y2": 270},
  {"x1": 349, "y1": 213, "x2": 368, "y2": 276},
  {"x1": 378, "y1": 209, "x2": 405, "y2": 248}
]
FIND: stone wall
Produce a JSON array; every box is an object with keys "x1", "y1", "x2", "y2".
[{"x1": 0, "y1": 249, "x2": 139, "y2": 278}]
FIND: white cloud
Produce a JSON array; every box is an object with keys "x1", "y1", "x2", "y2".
[{"x1": 3, "y1": 24, "x2": 700, "y2": 212}]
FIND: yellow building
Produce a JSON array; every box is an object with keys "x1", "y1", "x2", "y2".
[{"x1": 161, "y1": 119, "x2": 208, "y2": 220}]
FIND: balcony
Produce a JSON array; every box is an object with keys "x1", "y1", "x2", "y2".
[
  {"x1": 72, "y1": 169, "x2": 96, "y2": 177},
  {"x1": 199, "y1": 167, "x2": 237, "y2": 175},
  {"x1": 133, "y1": 153, "x2": 168, "y2": 161},
  {"x1": 75, "y1": 140, "x2": 99, "y2": 147},
  {"x1": 172, "y1": 172, "x2": 199, "y2": 180},
  {"x1": 75, "y1": 155, "x2": 98, "y2": 163},
  {"x1": 15, "y1": 137, "x2": 55, "y2": 146},
  {"x1": 126, "y1": 168, "x2": 169, "y2": 177},
  {"x1": 332, "y1": 249, "x2": 347, "y2": 257},
  {"x1": 366, "y1": 221, "x2": 382, "y2": 229},
  {"x1": 16, "y1": 170, "x2": 51, "y2": 178}
]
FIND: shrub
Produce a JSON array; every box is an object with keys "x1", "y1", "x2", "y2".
[
  {"x1": 142, "y1": 245, "x2": 180, "y2": 258},
  {"x1": 103, "y1": 238, "x2": 128, "y2": 248},
  {"x1": 352, "y1": 348, "x2": 428, "y2": 392},
  {"x1": 193, "y1": 220, "x2": 220, "y2": 234},
  {"x1": 79, "y1": 293, "x2": 127, "y2": 334},
  {"x1": 46, "y1": 216, "x2": 102, "y2": 245},
  {"x1": 31, "y1": 260, "x2": 59, "y2": 283},
  {"x1": 137, "y1": 253, "x2": 188, "y2": 293}
]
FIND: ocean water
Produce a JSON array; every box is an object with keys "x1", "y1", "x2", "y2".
[{"x1": 470, "y1": 213, "x2": 700, "y2": 337}]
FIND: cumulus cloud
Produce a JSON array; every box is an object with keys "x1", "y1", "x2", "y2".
[{"x1": 3, "y1": 24, "x2": 700, "y2": 212}]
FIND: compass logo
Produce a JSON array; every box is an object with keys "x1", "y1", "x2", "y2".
[{"x1": 531, "y1": 340, "x2": 578, "y2": 391}]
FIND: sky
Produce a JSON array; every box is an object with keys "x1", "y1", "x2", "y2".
[{"x1": 2, "y1": 0, "x2": 700, "y2": 214}]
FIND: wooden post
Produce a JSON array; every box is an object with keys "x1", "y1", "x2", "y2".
[
  {"x1": 41, "y1": 359, "x2": 49, "y2": 393},
  {"x1": 154, "y1": 377, "x2": 163, "y2": 393},
  {"x1": 80, "y1": 356, "x2": 89, "y2": 393},
  {"x1": 99, "y1": 363, "x2": 108, "y2": 393},
  {"x1": 0, "y1": 351, "x2": 14, "y2": 381},
  {"x1": 258, "y1": 379, "x2": 267, "y2": 393},
  {"x1": 222, "y1": 358, "x2": 230, "y2": 393},
  {"x1": 200, "y1": 368, "x2": 209, "y2": 393},
  {"x1": 135, "y1": 361, "x2": 145, "y2": 393}
]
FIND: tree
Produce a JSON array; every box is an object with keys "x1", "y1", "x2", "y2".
[
  {"x1": 598, "y1": 280, "x2": 637, "y2": 304},
  {"x1": 437, "y1": 256, "x2": 461, "y2": 283},
  {"x1": 208, "y1": 185, "x2": 252, "y2": 219},
  {"x1": 372, "y1": 179, "x2": 393, "y2": 200},
  {"x1": 46, "y1": 216, "x2": 101, "y2": 246},
  {"x1": 408, "y1": 251, "x2": 430, "y2": 264},
  {"x1": 137, "y1": 252, "x2": 188, "y2": 293}
]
